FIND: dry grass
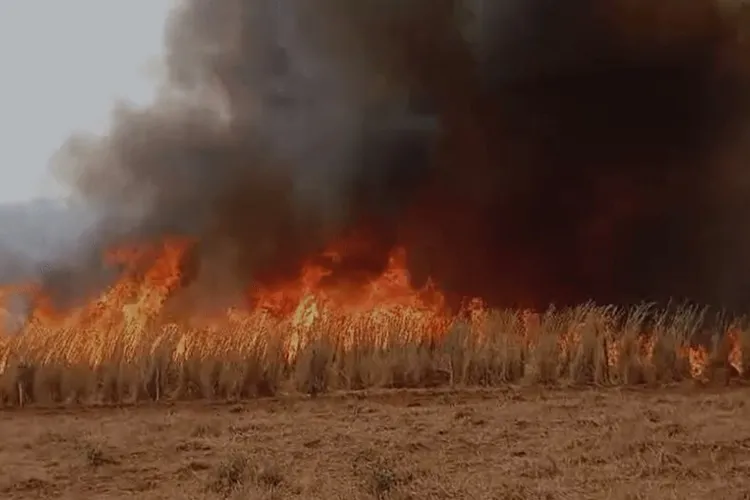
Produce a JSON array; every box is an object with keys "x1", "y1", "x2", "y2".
[
  {"x1": 2, "y1": 386, "x2": 750, "y2": 499},
  {"x1": 1, "y1": 304, "x2": 750, "y2": 498},
  {"x1": 0, "y1": 303, "x2": 747, "y2": 407}
]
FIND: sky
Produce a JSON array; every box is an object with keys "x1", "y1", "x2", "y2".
[{"x1": 0, "y1": 1, "x2": 173, "y2": 204}]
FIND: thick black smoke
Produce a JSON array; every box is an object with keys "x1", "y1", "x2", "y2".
[{"x1": 47, "y1": 0, "x2": 750, "y2": 312}]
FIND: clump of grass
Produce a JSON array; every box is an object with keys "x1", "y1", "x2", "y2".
[
  {"x1": 648, "y1": 305, "x2": 704, "y2": 383},
  {"x1": 208, "y1": 452, "x2": 285, "y2": 497},
  {"x1": 615, "y1": 305, "x2": 652, "y2": 385},
  {"x1": 82, "y1": 442, "x2": 119, "y2": 468},
  {"x1": 191, "y1": 422, "x2": 222, "y2": 438},
  {"x1": 254, "y1": 462, "x2": 284, "y2": 489},
  {"x1": 293, "y1": 335, "x2": 336, "y2": 396},
  {"x1": 208, "y1": 452, "x2": 250, "y2": 496},
  {"x1": 567, "y1": 305, "x2": 614, "y2": 385},
  {"x1": 352, "y1": 449, "x2": 406, "y2": 499}
]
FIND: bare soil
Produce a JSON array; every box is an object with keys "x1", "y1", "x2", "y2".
[{"x1": 2, "y1": 386, "x2": 750, "y2": 499}]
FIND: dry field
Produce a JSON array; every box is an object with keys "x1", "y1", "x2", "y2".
[
  {"x1": 1, "y1": 305, "x2": 750, "y2": 498},
  {"x1": 2, "y1": 386, "x2": 750, "y2": 499}
]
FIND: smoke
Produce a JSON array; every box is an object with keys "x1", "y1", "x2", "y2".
[{"x1": 45, "y1": 0, "x2": 750, "y2": 312}]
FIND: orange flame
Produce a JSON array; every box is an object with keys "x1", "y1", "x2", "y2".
[{"x1": 0, "y1": 236, "x2": 745, "y2": 381}]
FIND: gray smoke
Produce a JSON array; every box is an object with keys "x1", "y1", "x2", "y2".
[
  {"x1": 45, "y1": 0, "x2": 436, "y2": 309},
  {"x1": 27, "y1": 0, "x2": 750, "y2": 313}
]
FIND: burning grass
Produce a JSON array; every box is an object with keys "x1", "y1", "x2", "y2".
[
  {"x1": 0, "y1": 302, "x2": 748, "y2": 408},
  {"x1": 0, "y1": 240, "x2": 748, "y2": 407}
]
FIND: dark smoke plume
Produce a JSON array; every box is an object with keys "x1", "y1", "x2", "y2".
[{"x1": 47, "y1": 0, "x2": 750, "y2": 312}]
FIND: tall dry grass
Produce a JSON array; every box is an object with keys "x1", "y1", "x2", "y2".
[{"x1": 0, "y1": 303, "x2": 747, "y2": 407}]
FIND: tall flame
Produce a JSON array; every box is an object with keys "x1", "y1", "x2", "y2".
[{"x1": 0, "y1": 236, "x2": 745, "y2": 380}]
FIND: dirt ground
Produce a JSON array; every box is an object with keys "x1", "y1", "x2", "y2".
[{"x1": 1, "y1": 386, "x2": 750, "y2": 500}]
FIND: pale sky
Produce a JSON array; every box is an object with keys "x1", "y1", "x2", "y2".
[{"x1": 0, "y1": 1, "x2": 173, "y2": 204}]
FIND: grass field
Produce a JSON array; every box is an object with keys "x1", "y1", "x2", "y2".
[
  {"x1": 2, "y1": 304, "x2": 750, "y2": 498},
  {"x1": 2, "y1": 386, "x2": 750, "y2": 499}
]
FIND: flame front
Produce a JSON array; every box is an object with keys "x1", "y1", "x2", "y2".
[
  {"x1": 0, "y1": 237, "x2": 745, "y2": 382},
  {"x1": 0, "y1": 238, "x2": 453, "y2": 368}
]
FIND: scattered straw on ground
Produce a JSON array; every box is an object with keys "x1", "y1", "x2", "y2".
[{"x1": 1, "y1": 386, "x2": 750, "y2": 499}]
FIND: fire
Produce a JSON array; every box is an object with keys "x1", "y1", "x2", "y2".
[
  {"x1": 0, "y1": 236, "x2": 745, "y2": 384},
  {"x1": 0, "y1": 236, "x2": 452, "y2": 367},
  {"x1": 243, "y1": 244, "x2": 452, "y2": 357}
]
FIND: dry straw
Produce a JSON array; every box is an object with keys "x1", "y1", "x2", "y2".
[{"x1": 0, "y1": 302, "x2": 746, "y2": 407}]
